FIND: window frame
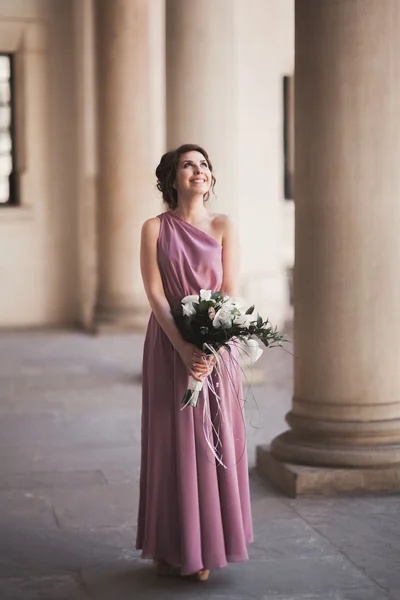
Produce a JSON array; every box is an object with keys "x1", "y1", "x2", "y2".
[{"x1": 0, "y1": 53, "x2": 18, "y2": 207}]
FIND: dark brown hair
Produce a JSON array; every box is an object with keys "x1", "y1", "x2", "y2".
[{"x1": 155, "y1": 144, "x2": 216, "y2": 209}]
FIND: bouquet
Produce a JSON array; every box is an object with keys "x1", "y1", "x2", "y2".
[{"x1": 172, "y1": 289, "x2": 285, "y2": 407}]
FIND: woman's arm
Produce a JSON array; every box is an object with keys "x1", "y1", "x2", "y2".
[
  {"x1": 140, "y1": 217, "x2": 185, "y2": 351},
  {"x1": 219, "y1": 215, "x2": 240, "y2": 297},
  {"x1": 140, "y1": 217, "x2": 207, "y2": 380}
]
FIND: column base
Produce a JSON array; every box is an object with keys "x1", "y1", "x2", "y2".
[
  {"x1": 256, "y1": 444, "x2": 400, "y2": 497},
  {"x1": 271, "y1": 430, "x2": 400, "y2": 468},
  {"x1": 93, "y1": 304, "x2": 150, "y2": 334}
]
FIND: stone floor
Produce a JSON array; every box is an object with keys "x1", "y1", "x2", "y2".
[{"x1": 0, "y1": 330, "x2": 399, "y2": 600}]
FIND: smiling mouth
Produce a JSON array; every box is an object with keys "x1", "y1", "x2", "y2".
[{"x1": 191, "y1": 179, "x2": 206, "y2": 184}]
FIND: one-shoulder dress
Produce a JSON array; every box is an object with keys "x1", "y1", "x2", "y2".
[{"x1": 136, "y1": 210, "x2": 253, "y2": 575}]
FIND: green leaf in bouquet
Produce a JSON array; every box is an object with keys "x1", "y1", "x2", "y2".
[
  {"x1": 211, "y1": 291, "x2": 223, "y2": 301},
  {"x1": 257, "y1": 314, "x2": 263, "y2": 328},
  {"x1": 245, "y1": 305, "x2": 255, "y2": 315},
  {"x1": 197, "y1": 300, "x2": 210, "y2": 314}
]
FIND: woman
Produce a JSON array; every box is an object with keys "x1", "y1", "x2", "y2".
[{"x1": 136, "y1": 144, "x2": 253, "y2": 581}]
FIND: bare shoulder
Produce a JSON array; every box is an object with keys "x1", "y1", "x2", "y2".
[
  {"x1": 210, "y1": 212, "x2": 234, "y2": 228},
  {"x1": 141, "y1": 216, "x2": 161, "y2": 241},
  {"x1": 210, "y1": 213, "x2": 237, "y2": 237}
]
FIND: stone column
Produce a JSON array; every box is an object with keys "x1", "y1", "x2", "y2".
[
  {"x1": 166, "y1": 0, "x2": 236, "y2": 217},
  {"x1": 94, "y1": 0, "x2": 165, "y2": 332},
  {"x1": 74, "y1": 0, "x2": 98, "y2": 331},
  {"x1": 257, "y1": 0, "x2": 400, "y2": 496},
  {"x1": 166, "y1": 0, "x2": 290, "y2": 327}
]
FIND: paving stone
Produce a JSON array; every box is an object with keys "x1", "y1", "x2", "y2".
[
  {"x1": 231, "y1": 555, "x2": 382, "y2": 597},
  {"x1": 0, "y1": 489, "x2": 57, "y2": 527},
  {"x1": 260, "y1": 592, "x2": 390, "y2": 600},
  {"x1": 81, "y1": 556, "x2": 387, "y2": 600},
  {"x1": 321, "y1": 537, "x2": 400, "y2": 592},
  {"x1": 251, "y1": 517, "x2": 318, "y2": 542},
  {"x1": 289, "y1": 495, "x2": 400, "y2": 520},
  {"x1": 81, "y1": 562, "x2": 255, "y2": 600},
  {"x1": 0, "y1": 330, "x2": 399, "y2": 600},
  {"x1": 0, "y1": 470, "x2": 107, "y2": 491},
  {"x1": 248, "y1": 530, "x2": 337, "y2": 561},
  {"x1": 290, "y1": 499, "x2": 400, "y2": 552},
  {"x1": 0, "y1": 386, "x2": 139, "y2": 415},
  {"x1": 249, "y1": 472, "x2": 295, "y2": 519},
  {"x1": 100, "y1": 465, "x2": 139, "y2": 484},
  {"x1": 50, "y1": 482, "x2": 139, "y2": 529},
  {"x1": 0, "y1": 411, "x2": 133, "y2": 448},
  {"x1": 289, "y1": 496, "x2": 400, "y2": 592},
  {"x1": 0, "y1": 575, "x2": 88, "y2": 600},
  {"x1": 0, "y1": 522, "x2": 137, "y2": 576},
  {"x1": 250, "y1": 496, "x2": 294, "y2": 520},
  {"x1": 0, "y1": 444, "x2": 139, "y2": 475}
]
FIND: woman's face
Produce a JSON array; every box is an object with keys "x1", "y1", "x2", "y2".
[{"x1": 174, "y1": 151, "x2": 212, "y2": 198}]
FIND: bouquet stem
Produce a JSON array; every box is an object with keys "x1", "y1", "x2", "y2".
[{"x1": 181, "y1": 376, "x2": 204, "y2": 408}]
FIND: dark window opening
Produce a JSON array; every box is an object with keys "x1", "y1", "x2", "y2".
[{"x1": 0, "y1": 54, "x2": 17, "y2": 207}]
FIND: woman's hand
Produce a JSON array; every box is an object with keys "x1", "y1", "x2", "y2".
[{"x1": 177, "y1": 342, "x2": 216, "y2": 382}]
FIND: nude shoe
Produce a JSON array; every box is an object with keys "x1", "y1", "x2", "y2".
[
  {"x1": 182, "y1": 569, "x2": 210, "y2": 582},
  {"x1": 195, "y1": 569, "x2": 210, "y2": 581}
]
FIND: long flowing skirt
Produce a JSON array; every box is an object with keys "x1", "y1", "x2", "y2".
[{"x1": 136, "y1": 313, "x2": 253, "y2": 575}]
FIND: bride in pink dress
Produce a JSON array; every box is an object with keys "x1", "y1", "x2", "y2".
[{"x1": 136, "y1": 143, "x2": 253, "y2": 581}]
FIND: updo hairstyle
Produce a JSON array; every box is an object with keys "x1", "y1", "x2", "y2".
[{"x1": 155, "y1": 143, "x2": 216, "y2": 209}]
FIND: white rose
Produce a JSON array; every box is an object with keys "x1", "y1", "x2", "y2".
[
  {"x1": 182, "y1": 302, "x2": 197, "y2": 316},
  {"x1": 200, "y1": 289, "x2": 213, "y2": 302},
  {"x1": 182, "y1": 294, "x2": 200, "y2": 305},
  {"x1": 212, "y1": 306, "x2": 233, "y2": 329},
  {"x1": 181, "y1": 294, "x2": 199, "y2": 317},
  {"x1": 234, "y1": 312, "x2": 256, "y2": 328}
]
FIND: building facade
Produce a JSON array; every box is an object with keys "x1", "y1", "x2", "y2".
[{"x1": 0, "y1": 0, "x2": 295, "y2": 331}]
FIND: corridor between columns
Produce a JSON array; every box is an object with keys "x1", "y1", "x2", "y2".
[{"x1": 0, "y1": 330, "x2": 398, "y2": 598}]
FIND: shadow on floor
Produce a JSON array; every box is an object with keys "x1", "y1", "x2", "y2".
[{"x1": 83, "y1": 562, "x2": 234, "y2": 600}]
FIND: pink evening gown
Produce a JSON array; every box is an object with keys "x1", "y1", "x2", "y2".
[{"x1": 136, "y1": 210, "x2": 253, "y2": 575}]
